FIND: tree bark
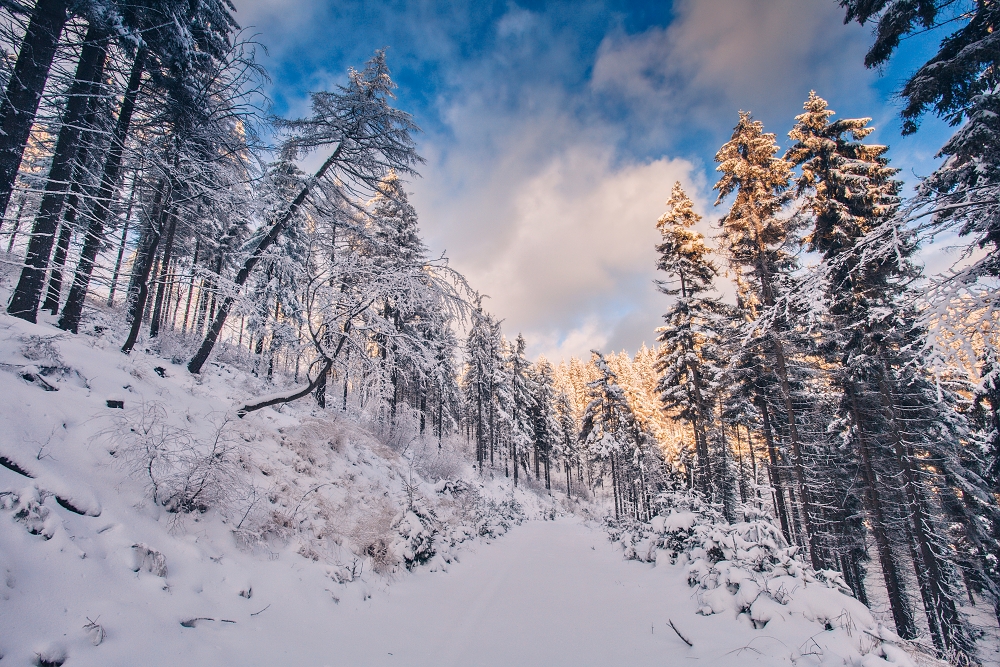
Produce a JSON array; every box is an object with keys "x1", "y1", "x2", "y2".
[
  {"x1": 758, "y1": 393, "x2": 792, "y2": 544},
  {"x1": 107, "y1": 172, "x2": 138, "y2": 306},
  {"x1": 121, "y1": 204, "x2": 171, "y2": 354},
  {"x1": 847, "y1": 383, "x2": 916, "y2": 640},
  {"x1": 40, "y1": 219, "x2": 71, "y2": 313},
  {"x1": 148, "y1": 208, "x2": 178, "y2": 338},
  {"x1": 4, "y1": 193, "x2": 28, "y2": 251},
  {"x1": 58, "y1": 47, "x2": 147, "y2": 333},
  {"x1": 0, "y1": 0, "x2": 69, "y2": 218},
  {"x1": 879, "y1": 355, "x2": 962, "y2": 652},
  {"x1": 6, "y1": 22, "x2": 104, "y2": 321}
]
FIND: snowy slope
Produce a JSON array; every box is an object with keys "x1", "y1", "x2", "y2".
[{"x1": 0, "y1": 314, "x2": 562, "y2": 665}]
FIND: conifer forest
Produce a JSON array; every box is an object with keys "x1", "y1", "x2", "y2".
[{"x1": 0, "y1": 0, "x2": 998, "y2": 665}]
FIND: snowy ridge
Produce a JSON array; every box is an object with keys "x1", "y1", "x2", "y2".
[{"x1": 607, "y1": 490, "x2": 948, "y2": 667}]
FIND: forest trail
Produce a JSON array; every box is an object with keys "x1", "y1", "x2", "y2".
[
  {"x1": 291, "y1": 517, "x2": 788, "y2": 667},
  {"x1": 317, "y1": 517, "x2": 690, "y2": 667}
]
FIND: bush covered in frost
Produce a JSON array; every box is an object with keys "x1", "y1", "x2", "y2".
[{"x1": 606, "y1": 486, "x2": 933, "y2": 667}]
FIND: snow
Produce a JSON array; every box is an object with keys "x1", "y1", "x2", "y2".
[{"x1": 0, "y1": 313, "x2": 944, "y2": 666}]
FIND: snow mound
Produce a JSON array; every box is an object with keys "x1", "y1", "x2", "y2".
[{"x1": 608, "y1": 489, "x2": 946, "y2": 667}]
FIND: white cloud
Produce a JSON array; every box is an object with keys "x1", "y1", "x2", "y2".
[
  {"x1": 229, "y1": 0, "x2": 935, "y2": 364},
  {"x1": 591, "y1": 0, "x2": 878, "y2": 138},
  {"x1": 413, "y1": 125, "x2": 706, "y2": 361}
]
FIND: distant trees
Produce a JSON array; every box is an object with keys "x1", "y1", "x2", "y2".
[{"x1": 580, "y1": 351, "x2": 663, "y2": 521}]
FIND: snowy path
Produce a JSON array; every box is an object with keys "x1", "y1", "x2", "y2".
[
  {"x1": 221, "y1": 516, "x2": 799, "y2": 667},
  {"x1": 313, "y1": 517, "x2": 691, "y2": 667}
]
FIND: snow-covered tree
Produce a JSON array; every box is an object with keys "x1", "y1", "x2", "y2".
[
  {"x1": 188, "y1": 50, "x2": 421, "y2": 375},
  {"x1": 582, "y1": 351, "x2": 658, "y2": 521},
  {"x1": 653, "y1": 182, "x2": 727, "y2": 501},
  {"x1": 530, "y1": 356, "x2": 562, "y2": 491},
  {"x1": 788, "y1": 91, "x2": 980, "y2": 654},
  {"x1": 714, "y1": 113, "x2": 820, "y2": 560}
]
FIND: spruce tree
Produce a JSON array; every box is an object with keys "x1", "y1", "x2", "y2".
[
  {"x1": 530, "y1": 357, "x2": 561, "y2": 490},
  {"x1": 582, "y1": 351, "x2": 655, "y2": 521},
  {"x1": 653, "y1": 182, "x2": 726, "y2": 501},
  {"x1": 714, "y1": 113, "x2": 820, "y2": 560},
  {"x1": 788, "y1": 91, "x2": 979, "y2": 654}
]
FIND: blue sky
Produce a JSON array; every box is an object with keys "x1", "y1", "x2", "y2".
[{"x1": 232, "y1": 0, "x2": 959, "y2": 361}]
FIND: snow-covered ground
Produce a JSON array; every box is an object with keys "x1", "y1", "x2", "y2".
[{"x1": 0, "y1": 308, "x2": 945, "y2": 667}]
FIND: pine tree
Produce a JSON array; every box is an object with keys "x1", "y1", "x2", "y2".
[
  {"x1": 188, "y1": 51, "x2": 421, "y2": 374},
  {"x1": 653, "y1": 182, "x2": 726, "y2": 502},
  {"x1": 788, "y1": 91, "x2": 979, "y2": 654},
  {"x1": 553, "y1": 388, "x2": 579, "y2": 496},
  {"x1": 507, "y1": 334, "x2": 536, "y2": 485},
  {"x1": 714, "y1": 113, "x2": 820, "y2": 559},
  {"x1": 530, "y1": 357, "x2": 562, "y2": 491},
  {"x1": 464, "y1": 302, "x2": 501, "y2": 470}
]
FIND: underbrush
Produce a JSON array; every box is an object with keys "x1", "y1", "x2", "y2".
[{"x1": 605, "y1": 486, "x2": 944, "y2": 667}]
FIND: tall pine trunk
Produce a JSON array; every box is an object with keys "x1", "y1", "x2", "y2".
[
  {"x1": 120, "y1": 206, "x2": 169, "y2": 354},
  {"x1": 756, "y1": 244, "x2": 820, "y2": 567},
  {"x1": 758, "y1": 392, "x2": 792, "y2": 543},
  {"x1": 6, "y1": 23, "x2": 105, "y2": 321},
  {"x1": 180, "y1": 238, "x2": 199, "y2": 333},
  {"x1": 107, "y1": 172, "x2": 138, "y2": 306},
  {"x1": 57, "y1": 47, "x2": 146, "y2": 333},
  {"x1": 0, "y1": 0, "x2": 69, "y2": 218},
  {"x1": 148, "y1": 209, "x2": 178, "y2": 338},
  {"x1": 41, "y1": 219, "x2": 71, "y2": 313},
  {"x1": 848, "y1": 383, "x2": 917, "y2": 639},
  {"x1": 879, "y1": 356, "x2": 965, "y2": 653}
]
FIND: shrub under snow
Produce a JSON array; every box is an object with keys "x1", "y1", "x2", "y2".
[{"x1": 607, "y1": 488, "x2": 945, "y2": 667}]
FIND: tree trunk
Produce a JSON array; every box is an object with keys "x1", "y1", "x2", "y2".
[
  {"x1": 512, "y1": 437, "x2": 518, "y2": 487},
  {"x1": 758, "y1": 393, "x2": 792, "y2": 543},
  {"x1": 847, "y1": 383, "x2": 917, "y2": 640},
  {"x1": 148, "y1": 208, "x2": 178, "y2": 338},
  {"x1": 6, "y1": 22, "x2": 104, "y2": 320},
  {"x1": 188, "y1": 144, "x2": 345, "y2": 374},
  {"x1": 5, "y1": 193, "x2": 28, "y2": 251},
  {"x1": 121, "y1": 204, "x2": 172, "y2": 355},
  {"x1": 770, "y1": 338, "x2": 821, "y2": 568},
  {"x1": 58, "y1": 47, "x2": 147, "y2": 333},
  {"x1": 107, "y1": 172, "x2": 138, "y2": 306},
  {"x1": 40, "y1": 219, "x2": 71, "y2": 314},
  {"x1": 0, "y1": 0, "x2": 69, "y2": 218},
  {"x1": 879, "y1": 356, "x2": 963, "y2": 653},
  {"x1": 45, "y1": 85, "x2": 106, "y2": 316},
  {"x1": 342, "y1": 346, "x2": 350, "y2": 410},
  {"x1": 735, "y1": 425, "x2": 748, "y2": 504},
  {"x1": 611, "y1": 451, "x2": 620, "y2": 520},
  {"x1": 314, "y1": 365, "x2": 327, "y2": 408}
]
